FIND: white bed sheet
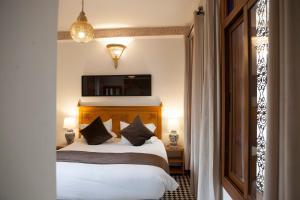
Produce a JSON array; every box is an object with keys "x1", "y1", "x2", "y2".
[{"x1": 56, "y1": 138, "x2": 178, "y2": 200}]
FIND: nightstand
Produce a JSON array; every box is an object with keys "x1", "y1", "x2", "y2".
[
  {"x1": 165, "y1": 145, "x2": 184, "y2": 175},
  {"x1": 56, "y1": 144, "x2": 67, "y2": 150}
]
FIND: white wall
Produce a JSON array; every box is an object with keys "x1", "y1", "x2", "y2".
[
  {"x1": 57, "y1": 36, "x2": 185, "y2": 145},
  {"x1": 0, "y1": 0, "x2": 57, "y2": 200}
]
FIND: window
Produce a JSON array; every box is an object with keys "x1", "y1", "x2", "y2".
[
  {"x1": 221, "y1": 0, "x2": 269, "y2": 199},
  {"x1": 250, "y1": 0, "x2": 269, "y2": 193}
]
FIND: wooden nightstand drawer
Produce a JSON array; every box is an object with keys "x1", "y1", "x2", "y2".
[{"x1": 165, "y1": 145, "x2": 184, "y2": 175}]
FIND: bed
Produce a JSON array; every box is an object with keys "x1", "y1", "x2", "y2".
[{"x1": 56, "y1": 104, "x2": 179, "y2": 200}]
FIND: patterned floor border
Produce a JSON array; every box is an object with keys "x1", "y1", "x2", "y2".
[{"x1": 161, "y1": 175, "x2": 196, "y2": 200}]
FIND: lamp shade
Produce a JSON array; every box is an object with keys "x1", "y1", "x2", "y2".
[
  {"x1": 106, "y1": 44, "x2": 126, "y2": 68},
  {"x1": 167, "y1": 118, "x2": 179, "y2": 132},
  {"x1": 63, "y1": 117, "x2": 76, "y2": 129},
  {"x1": 70, "y1": 0, "x2": 94, "y2": 43},
  {"x1": 70, "y1": 11, "x2": 94, "y2": 43}
]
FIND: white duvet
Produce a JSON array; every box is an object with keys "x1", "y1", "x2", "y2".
[{"x1": 56, "y1": 138, "x2": 179, "y2": 200}]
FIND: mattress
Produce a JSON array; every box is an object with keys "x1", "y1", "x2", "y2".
[{"x1": 56, "y1": 138, "x2": 179, "y2": 200}]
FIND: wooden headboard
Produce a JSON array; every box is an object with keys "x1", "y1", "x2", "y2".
[{"x1": 78, "y1": 104, "x2": 162, "y2": 139}]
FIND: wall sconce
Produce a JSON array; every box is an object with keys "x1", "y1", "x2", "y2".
[{"x1": 106, "y1": 44, "x2": 126, "y2": 69}]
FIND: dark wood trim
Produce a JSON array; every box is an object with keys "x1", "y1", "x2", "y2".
[
  {"x1": 220, "y1": 0, "x2": 227, "y2": 194},
  {"x1": 220, "y1": 0, "x2": 226, "y2": 191},
  {"x1": 247, "y1": 0, "x2": 258, "y2": 9},
  {"x1": 246, "y1": 1, "x2": 259, "y2": 199},
  {"x1": 223, "y1": 14, "x2": 248, "y2": 197},
  {"x1": 220, "y1": 0, "x2": 259, "y2": 199},
  {"x1": 223, "y1": 178, "x2": 244, "y2": 200},
  {"x1": 223, "y1": 0, "x2": 248, "y2": 28},
  {"x1": 227, "y1": 15, "x2": 245, "y2": 194},
  {"x1": 242, "y1": 5, "x2": 250, "y2": 199}
]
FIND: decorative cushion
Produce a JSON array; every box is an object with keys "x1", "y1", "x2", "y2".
[
  {"x1": 80, "y1": 118, "x2": 117, "y2": 138},
  {"x1": 120, "y1": 115, "x2": 155, "y2": 146},
  {"x1": 119, "y1": 121, "x2": 157, "y2": 145},
  {"x1": 80, "y1": 117, "x2": 112, "y2": 145}
]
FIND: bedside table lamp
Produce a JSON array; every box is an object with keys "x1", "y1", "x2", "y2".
[
  {"x1": 63, "y1": 117, "x2": 76, "y2": 145},
  {"x1": 167, "y1": 117, "x2": 179, "y2": 146}
]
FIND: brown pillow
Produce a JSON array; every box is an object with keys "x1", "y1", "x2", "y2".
[
  {"x1": 80, "y1": 117, "x2": 112, "y2": 145},
  {"x1": 120, "y1": 115, "x2": 155, "y2": 146}
]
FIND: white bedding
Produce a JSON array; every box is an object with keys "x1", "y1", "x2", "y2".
[{"x1": 56, "y1": 138, "x2": 178, "y2": 200}]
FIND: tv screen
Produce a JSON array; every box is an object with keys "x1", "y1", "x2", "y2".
[{"x1": 82, "y1": 74, "x2": 151, "y2": 96}]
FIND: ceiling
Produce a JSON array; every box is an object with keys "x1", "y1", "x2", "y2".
[{"x1": 58, "y1": 0, "x2": 201, "y2": 31}]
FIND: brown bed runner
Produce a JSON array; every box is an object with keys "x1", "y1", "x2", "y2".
[{"x1": 57, "y1": 151, "x2": 170, "y2": 174}]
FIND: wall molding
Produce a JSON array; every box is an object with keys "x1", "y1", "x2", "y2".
[{"x1": 57, "y1": 26, "x2": 190, "y2": 40}]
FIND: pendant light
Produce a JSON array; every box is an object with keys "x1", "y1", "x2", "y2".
[{"x1": 70, "y1": 0, "x2": 95, "y2": 43}]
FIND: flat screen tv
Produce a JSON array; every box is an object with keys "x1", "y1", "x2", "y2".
[{"x1": 82, "y1": 74, "x2": 151, "y2": 96}]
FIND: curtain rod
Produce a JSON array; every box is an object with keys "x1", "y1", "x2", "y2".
[{"x1": 187, "y1": 6, "x2": 204, "y2": 37}]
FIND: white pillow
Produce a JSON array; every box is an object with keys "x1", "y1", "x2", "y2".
[
  {"x1": 145, "y1": 136, "x2": 158, "y2": 144},
  {"x1": 77, "y1": 136, "x2": 117, "y2": 144},
  {"x1": 119, "y1": 135, "x2": 158, "y2": 145},
  {"x1": 120, "y1": 121, "x2": 156, "y2": 133},
  {"x1": 119, "y1": 121, "x2": 157, "y2": 145},
  {"x1": 80, "y1": 118, "x2": 117, "y2": 138},
  {"x1": 119, "y1": 135, "x2": 131, "y2": 145}
]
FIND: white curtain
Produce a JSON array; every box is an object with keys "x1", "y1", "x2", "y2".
[
  {"x1": 189, "y1": 12, "x2": 204, "y2": 197},
  {"x1": 184, "y1": 0, "x2": 221, "y2": 199},
  {"x1": 184, "y1": 35, "x2": 193, "y2": 170},
  {"x1": 263, "y1": 0, "x2": 300, "y2": 199}
]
